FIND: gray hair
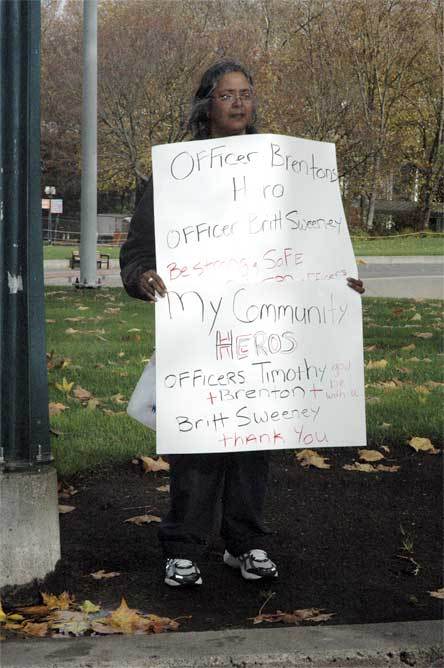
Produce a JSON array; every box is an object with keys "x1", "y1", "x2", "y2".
[{"x1": 188, "y1": 59, "x2": 258, "y2": 139}]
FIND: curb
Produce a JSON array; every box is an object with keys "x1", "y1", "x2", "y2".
[{"x1": 2, "y1": 620, "x2": 443, "y2": 668}]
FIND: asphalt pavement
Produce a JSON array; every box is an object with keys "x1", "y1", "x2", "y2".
[{"x1": 43, "y1": 256, "x2": 444, "y2": 299}]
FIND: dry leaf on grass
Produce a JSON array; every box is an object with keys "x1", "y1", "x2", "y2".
[
  {"x1": 410, "y1": 313, "x2": 422, "y2": 321},
  {"x1": 86, "y1": 398, "x2": 100, "y2": 410},
  {"x1": 104, "y1": 307, "x2": 121, "y2": 314},
  {"x1": 414, "y1": 385, "x2": 430, "y2": 394},
  {"x1": 401, "y1": 344, "x2": 416, "y2": 351},
  {"x1": 125, "y1": 514, "x2": 161, "y2": 525},
  {"x1": 364, "y1": 344, "x2": 377, "y2": 352},
  {"x1": 429, "y1": 588, "x2": 444, "y2": 600},
  {"x1": 407, "y1": 437, "x2": 439, "y2": 454},
  {"x1": 358, "y1": 449, "x2": 385, "y2": 462},
  {"x1": 49, "y1": 402, "x2": 68, "y2": 417},
  {"x1": 73, "y1": 386, "x2": 92, "y2": 402},
  {"x1": 366, "y1": 359, "x2": 388, "y2": 370},
  {"x1": 58, "y1": 505, "x2": 76, "y2": 514},
  {"x1": 251, "y1": 608, "x2": 334, "y2": 625},
  {"x1": 110, "y1": 393, "x2": 127, "y2": 405},
  {"x1": 55, "y1": 378, "x2": 74, "y2": 395},
  {"x1": 413, "y1": 332, "x2": 433, "y2": 339},
  {"x1": 90, "y1": 570, "x2": 120, "y2": 580},
  {"x1": 295, "y1": 449, "x2": 330, "y2": 469},
  {"x1": 41, "y1": 592, "x2": 75, "y2": 611},
  {"x1": 139, "y1": 456, "x2": 170, "y2": 473},
  {"x1": 77, "y1": 306, "x2": 89, "y2": 311},
  {"x1": 65, "y1": 327, "x2": 79, "y2": 335}
]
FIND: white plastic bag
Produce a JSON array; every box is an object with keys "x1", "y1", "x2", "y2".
[{"x1": 127, "y1": 353, "x2": 156, "y2": 430}]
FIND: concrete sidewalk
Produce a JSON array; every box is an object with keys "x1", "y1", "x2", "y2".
[{"x1": 2, "y1": 620, "x2": 442, "y2": 668}]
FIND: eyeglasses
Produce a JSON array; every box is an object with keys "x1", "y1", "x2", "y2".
[{"x1": 213, "y1": 91, "x2": 254, "y2": 103}]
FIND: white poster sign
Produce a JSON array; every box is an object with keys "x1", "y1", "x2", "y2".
[{"x1": 152, "y1": 134, "x2": 366, "y2": 454}]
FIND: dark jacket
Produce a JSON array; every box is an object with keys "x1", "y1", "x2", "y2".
[{"x1": 119, "y1": 177, "x2": 156, "y2": 301}]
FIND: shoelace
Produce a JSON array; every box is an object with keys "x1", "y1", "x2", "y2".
[{"x1": 170, "y1": 559, "x2": 194, "y2": 568}]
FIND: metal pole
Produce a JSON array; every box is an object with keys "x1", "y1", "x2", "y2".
[
  {"x1": 79, "y1": 0, "x2": 98, "y2": 288},
  {"x1": 0, "y1": 0, "x2": 51, "y2": 468}
]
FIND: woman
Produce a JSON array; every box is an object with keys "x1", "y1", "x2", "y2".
[{"x1": 120, "y1": 59, "x2": 364, "y2": 587}]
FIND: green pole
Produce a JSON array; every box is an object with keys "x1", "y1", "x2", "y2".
[{"x1": 0, "y1": 0, "x2": 51, "y2": 469}]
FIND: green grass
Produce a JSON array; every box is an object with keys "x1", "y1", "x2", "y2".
[
  {"x1": 44, "y1": 245, "x2": 121, "y2": 260},
  {"x1": 352, "y1": 234, "x2": 444, "y2": 256},
  {"x1": 45, "y1": 288, "x2": 444, "y2": 475}
]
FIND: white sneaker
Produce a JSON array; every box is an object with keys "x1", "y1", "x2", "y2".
[
  {"x1": 223, "y1": 549, "x2": 278, "y2": 580},
  {"x1": 164, "y1": 558, "x2": 202, "y2": 587}
]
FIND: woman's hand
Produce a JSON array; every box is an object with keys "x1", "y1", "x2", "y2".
[
  {"x1": 138, "y1": 270, "x2": 167, "y2": 302},
  {"x1": 347, "y1": 277, "x2": 365, "y2": 294}
]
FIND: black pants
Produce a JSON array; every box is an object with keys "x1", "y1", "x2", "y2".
[{"x1": 159, "y1": 451, "x2": 270, "y2": 559}]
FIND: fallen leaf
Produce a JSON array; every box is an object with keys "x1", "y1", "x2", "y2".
[
  {"x1": 110, "y1": 393, "x2": 127, "y2": 405},
  {"x1": 64, "y1": 317, "x2": 85, "y2": 322},
  {"x1": 41, "y1": 592, "x2": 74, "y2": 611},
  {"x1": 73, "y1": 386, "x2": 92, "y2": 402},
  {"x1": 408, "y1": 437, "x2": 439, "y2": 454},
  {"x1": 127, "y1": 328, "x2": 141, "y2": 332},
  {"x1": 125, "y1": 514, "x2": 161, "y2": 525},
  {"x1": 414, "y1": 385, "x2": 430, "y2": 394},
  {"x1": 65, "y1": 328, "x2": 79, "y2": 335},
  {"x1": 381, "y1": 424, "x2": 392, "y2": 430},
  {"x1": 58, "y1": 505, "x2": 76, "y2": 514},
  {"x1": 15, "y1": 605, "x2": 49, "y2": 617},
  {"x1": 295, "y1": 449, "x2": 330, "y2": 469},
  {"x1": 90, "y1": 570, "x2": 121, "y2": 580},
  {"x1": 49, "y1": 610, "x2": 90, "y2": 636},
  {"x1": 356, "y1": 258, "x2": 367, "y2": 265},
  {"x1": 364, "y1": 345, "x2": 377, "y2": 352},
  {"x1": 79, "y1": 600, "x2": 101, "y2": 614},
  {"x1": 90, "y1": 620, "x2": 122, "y2": 634},
  {"x1": 86, "y1": 398, "x2": 100, "y2": 410},
  {"x1": 156, "y1": 484, "x2": 170, "y2": 493},
  {"x1": 58, "y1": 484, "x2": 78, "y2": 499},
  {"x1": 343, "y1": 462, "x2": 399, "y2": 473},
  {"x1": 77, "y1": 306, "x2": 89, "y2": 311},
  {"x1": 0, "y1": 601, "x2": 24, "y2": 624},
  {"x1": 366, "y1": 359, "x2": 388, "y2": 369},
  {"x1": 410, "y1": 313, "x2": 422, "y2": 321},
  {"x1": 413, "y1": 332, "x2": 433, "y2": 339},
  {"x1": 366, "y1": 396, "x2": 381, "y2": 404},
  {"x1": 401, "y1": 344, "x2": 416, "y2": 351},
  {"x1": 252, "y1": 608, "x2": 334, "y2": 625},
  {"x1": 98, "y1": 598, "x2": 150, "y2": 634},
  {"x1": 358, "y1": 449, "x2": 385, "y2": 462},
  {"x1": 55, "y1": 377, "x2": 74, "y2": 395},
  {"x1": 46, "y1": 319, "x2": 56, "y2": 324},
  {"x1": 104, "y1": 307, "x2": 121, "y2": 314},
  {"x1": 381, "y1": 446, "x2": 391, "y2": 453},
  {"x1": 49, "y1": 402, "x2": 68, "y2": 417},
  {"x1": 20, "y1": 621, "x2": 49, "y2": 637},
  {"x1": 139, "y1": 456, "x2": 170, "y2": 473},
  {"x1": 429, "y1": 588, "x2": 444, "y2": 600}
]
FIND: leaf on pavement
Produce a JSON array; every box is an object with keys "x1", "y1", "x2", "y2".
[
  {"x1": 407, "y1": 437, "x2": 439, "y2": 454},
  {"x1": 124, "y1": 514, "x2": 161, "y2": 525},
  {"x1": 19, "y1": 621, "x2": 49, "y2": 637},
  {"x1": 49, "y1": 402, "x2": 68, "y2": 417},
  {"x1": 358, "y1": 449, "x2": 385, "y2": 462},
  {"x1": 429, "y1": 588, "x2": 444, "y2": 600},
  {"x1": 295, "y1": 449, "x2": 330, "y2": 469},
  {"x1": 90, "y1": 570, "x2": 121, "y2": 580},
  {"x1": 251, "y1": 608, "x2": 334, "y2": 625},
  {"x1": 41, "y1": 592, "x2": 74, "y2": 611},
  {"x1": 156, "y1": 484, "x2": 170, "y2": 493},
  {"x1": 55, "y1": 377, "x2": 74, "y2": 395},
  {"x1": 139, "y1": 456, "x2": 170, "y2": 473},
  {"x1": 79, "y1": 600, "x2": 101, "y2": 614},
  {"x1": 343, "y1": 462, "x2": 399, "y2": 473},
  {"x1": 58, "y1": 505, "x2": 76, "y2": 514},
  {"x1": 366, "y1": 359, "x2": 388, "y2": 369},
  {"x1": 48, "y1": 610, "x2": 90, "y2": 636},
  {"x1": 95, "y1": 598, "x2": 149, "y2": 634}
]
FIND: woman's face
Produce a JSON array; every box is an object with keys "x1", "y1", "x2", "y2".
[{"x1": 209, "y1": 71, "x2": 254, "y2": 138}]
